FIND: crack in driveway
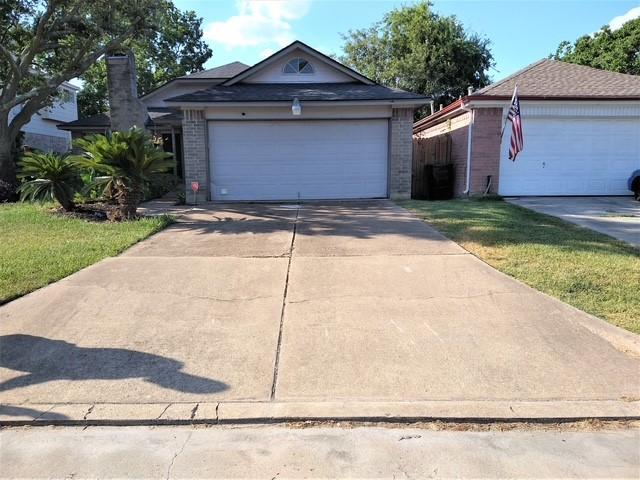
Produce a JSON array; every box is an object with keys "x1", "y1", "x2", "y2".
[{"x1": 270, "y1": 206, "x2": 300, "y2": 401}]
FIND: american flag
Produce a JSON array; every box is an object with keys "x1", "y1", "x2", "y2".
[{"x1": 507, "y1": 86, "x2": 524, "y2": 161}]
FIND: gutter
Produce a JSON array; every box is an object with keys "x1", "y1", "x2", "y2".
[
  {"x1": 168, "y1": 99, "x2": 430, "y2": 108},
  {"x1": 461, "y1": 100, "x2": 475, "y2": 196}
]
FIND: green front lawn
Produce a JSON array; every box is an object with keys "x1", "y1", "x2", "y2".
[
  {"x1": 0, "y1": 203, "x2": 172, "y2": 305},
  {"x1": 401, "y1": 199, "x2": 640, "y2": 335}
]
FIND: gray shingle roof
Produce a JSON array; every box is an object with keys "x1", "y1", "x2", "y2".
[
  {"x1": 58, "y1": 109, "x2": 183, "y2": 130},
  {"x1": 58, "y1": 112, "x2": 110, "y2": 129},
  {"x1": 165, "y1": 83, "x2": 429, "y2": 103},
  {"x1": 475, "y1": 59, "x2": 640, "y2": 98},
  {"x1": 179, "y1": 61, "x2": 250, "y2": 79}
]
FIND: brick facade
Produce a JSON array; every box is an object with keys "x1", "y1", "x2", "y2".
[
  {"x1": 181, "y1": 107, "x2": 417, "y2": 202},
  {"x1": 182, "y1": 109, "x2": 209, "y2": 203},
  {"x1": 389, "y1": 107, "x2": 414, "y2": 199},
  {"x1": 413, "y1": 107, "x2": 503, "y2": 197},
  {"x1": 469, "y1": 108, "x2": 502, "y2": 194}
]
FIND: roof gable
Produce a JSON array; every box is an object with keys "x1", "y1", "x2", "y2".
[
  {"x1": 475, "y1": 59, "x2": 640, "y2": 98},
  {"x1": 223, "y1": 41, "x2": 375, "y2": 86}
]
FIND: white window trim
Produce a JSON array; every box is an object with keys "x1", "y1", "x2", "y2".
[{"x1": 282, "y1": 58, "x2": 314, "y2": 75}]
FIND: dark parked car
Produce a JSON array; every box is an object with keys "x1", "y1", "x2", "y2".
[{"x1": 629, "y1": 170, "x2": 640, "y2": 200}]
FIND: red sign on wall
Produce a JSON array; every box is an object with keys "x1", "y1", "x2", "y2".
[{"x1": 191, "y1": 182, "x2": 199, "y2": 192}]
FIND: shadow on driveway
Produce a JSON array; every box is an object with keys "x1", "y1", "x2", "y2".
[
  {"x1": 0, "y1": 404, "x2": 69, "y2": 420},
  {"x1": 0, "y1": 335, "x2": 228, "y2": 395}
]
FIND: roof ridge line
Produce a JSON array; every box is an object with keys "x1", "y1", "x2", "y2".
[{"x1": 546, "y1": 58, "x2": 640, "y2": 79}]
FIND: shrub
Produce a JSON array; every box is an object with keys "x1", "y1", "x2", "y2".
[
  {"x1": 73, "y1": 128, "x2": 175, "y2": 219},
  {"x1": 17, "y1": 152, "x2": 82, "y2": 211}
]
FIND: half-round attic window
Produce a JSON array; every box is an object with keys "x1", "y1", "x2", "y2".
[{"x1": 283, "y1": 58, "x2": 314, "y2": 74}]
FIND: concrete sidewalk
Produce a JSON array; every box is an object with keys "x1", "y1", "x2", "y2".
[
  {"x1": 2, "y1": 425, "x2": 639, "y2": 479},
  {"x1": 1, "y1": 201, "x2": 639, "y2": 424},
  {"x1": 507, "y1": 196, "x2": 640, "y2": 248}
]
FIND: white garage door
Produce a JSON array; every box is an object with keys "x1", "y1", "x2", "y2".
[
  {"x1": 209, "y1": 120, "x2": 388, "y2": 201},
  {"x1": 499, "y1": 117, "x2": 640, "y2": 196}
]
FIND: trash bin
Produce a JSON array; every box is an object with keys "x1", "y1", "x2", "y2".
[{"x1": 425, "y1": 164, "x2": 454, "y2": 200}]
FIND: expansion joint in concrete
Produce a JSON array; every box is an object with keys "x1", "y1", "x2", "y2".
[{"x1": 270, "y1": 207, "x2": 300, "y2": 400}]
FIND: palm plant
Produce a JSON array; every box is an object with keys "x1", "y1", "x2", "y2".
[
  {"x1": 17, "y1": 152, "x2": 82, "y2": 211},
  {"x1": 73, "y1": 128, "x2": 175, "y2": 219}
]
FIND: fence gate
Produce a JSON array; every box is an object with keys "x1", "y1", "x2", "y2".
[{"x1": 411, "y1": 134, "x2": 452, "y2": 199}]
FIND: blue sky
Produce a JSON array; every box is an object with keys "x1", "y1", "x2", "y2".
[{"x1": 174, "y1": 0, "x2": 640, "y2": 82}]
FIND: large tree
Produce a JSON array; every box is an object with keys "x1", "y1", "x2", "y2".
[
  {"x1": 79, "y1": 1, "x2": 212, "y2": 117},
  {"x1": 0, "y1": 0, "x2": 163, "y2": 197},
  {"x1": 553, "y1": 18, "x2": 640, "y2": 75},
  {"x1": 340, "y1": 1, "x2": 493, "y2": 114}
]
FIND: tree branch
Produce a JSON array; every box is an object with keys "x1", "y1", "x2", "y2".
[
  {"x1": 8, "y1": 90, "x2": 51, "y2": 139},
  {"x1": 0, "y1": 43, "x2": 21, "y2": 80},
  {"x1": 2, "y1": 25, "x2": 136, "y2": 114},
  {"x1": 19, "y1": 0, "x2": 59, "y2": 74}
]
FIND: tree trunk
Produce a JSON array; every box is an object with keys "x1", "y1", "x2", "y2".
[
  {"x1": 59, "y1": 197, "x2": 76, "y2": 212},
  {"x1": 0, "y1": 120, "x2": 17, "y2": 200},
  {"x1": 117, "y1": 186, "x2": 141, "y2": 220}
]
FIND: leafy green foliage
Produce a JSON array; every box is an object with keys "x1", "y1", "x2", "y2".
[
  {"x1": 340, "y1": 1, "x2": 493, "y2": 113},
  {"x1": 0, "y1": 0, "x2": 168, "y2": 185},
  {"x1": 78, "y1": 1, "x2": 212, "y2": 117},
  {"x1": 0, "y1": 202, "x2": 173, "y2": 304},
  {"x1": 72, "y1": 128, "x2": 175, "y2": 217},
  {"x1": 553, "y1": 18, "x2": 640, "y2": 74},
  {"x1": 17, "y1": 152, "x2": 82, "y2": 211}
]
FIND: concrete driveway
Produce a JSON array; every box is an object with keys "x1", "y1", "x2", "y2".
[
  {"x1": 507, "y1": 196, "x2": 640, "y2": 248},
  {"x1": 1, "y1": 201, "x2": 639, "y2": 423}
]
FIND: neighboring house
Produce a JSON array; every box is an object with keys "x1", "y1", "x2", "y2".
[
  {"x1": 413, "y1": 59, "x2": 640, "y2": 197},
  {"x1": 10, "y1": 81, "x2": 79, "y2": 153},
  {"x1": 60, "y1": 41, "x2": 429, "y2": 202}
]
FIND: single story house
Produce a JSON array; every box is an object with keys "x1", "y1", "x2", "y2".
[
  {"x1": 61, "y1": 41, "x2": 429, "y2": 202},
  {"x1": 413, "y1": 59, "x2": 640, "y2": 197}
]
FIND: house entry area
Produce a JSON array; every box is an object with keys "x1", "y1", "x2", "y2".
[{"x1": 208, "y1": 120, "x2": 389, "y2": 201}]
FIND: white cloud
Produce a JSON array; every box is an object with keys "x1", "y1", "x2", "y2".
[
  {"x1": 259, "y1": 48, "x2": 276, "y2": 59},
  {"x1": 608, "y1": 6, "x2": 640, "y2": 30},
  {"x1": 204, "y1": 0, "x2": 311, "y2": 49}
]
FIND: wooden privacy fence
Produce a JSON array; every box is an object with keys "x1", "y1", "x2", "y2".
[{"x1": 412, "y1": 134, "x2": 452, "y2": 199}]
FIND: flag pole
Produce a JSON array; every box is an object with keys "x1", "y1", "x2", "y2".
[{"x1": 500, "y1": 83, "x2": 518, "y2": 138}]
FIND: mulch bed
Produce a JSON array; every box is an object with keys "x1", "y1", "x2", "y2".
[{"x1": 51, "y1": 203, "x2": 120, "y2": 222}]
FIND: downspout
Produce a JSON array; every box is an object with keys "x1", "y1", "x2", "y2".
[{"x1": 461, "y1": 102, "x2": 475, "y2": 196}]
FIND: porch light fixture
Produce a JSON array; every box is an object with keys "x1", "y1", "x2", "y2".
[{"x1": 292, "y1": 97, "x2": 302, "y2": 116}]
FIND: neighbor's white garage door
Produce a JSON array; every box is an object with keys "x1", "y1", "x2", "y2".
[
  {"x1": 499, "y1": 116, "x2": 640, "y2": 196},
  {"x1": 209, "y1": 120, "x2": 388, "y2": 200}
]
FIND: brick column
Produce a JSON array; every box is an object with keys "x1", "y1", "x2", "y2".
[
  {"x1": 470, "y1": 107, "x2": 502, "y2": 195},
  {"x1": 182, "y1": 109, "x2": 209, "y2": 203},
  {"x1": 389, "y1": 108, "x2": 414, "y2": 199}
]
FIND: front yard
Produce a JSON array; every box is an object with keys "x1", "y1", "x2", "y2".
[
  {"x1": 0, "y1": 203, "x2": 172, "y2": 305},
  {"x1": 402, "y1": 199, "x2": 640, "y2": 335}
]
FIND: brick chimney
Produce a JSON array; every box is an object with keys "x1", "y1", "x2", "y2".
[{"x1": 106, "y1": 51, "x2": 148, "y2": 132}]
